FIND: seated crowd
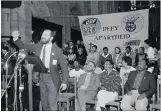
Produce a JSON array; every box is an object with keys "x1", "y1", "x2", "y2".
[
  {"x1": 63, "y1": 39, "x2": 160, "y2": 111},
  {"x1": 1, "y1": 39, "x2": 160, "y2": 111}
]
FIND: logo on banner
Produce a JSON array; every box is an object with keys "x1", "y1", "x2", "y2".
[
  {"x1": 121, "y1": 12, "x2": 144, "y2": 33},
  {"x1": 81, "y1": 18, "x2": 101, "y2": 36}
]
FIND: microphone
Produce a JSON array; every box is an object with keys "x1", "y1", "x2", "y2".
[
  {"x1": 14, "y1": 49, "x2": 27, "y2": 70},
  {"x1": 16, "y1": 49, "x2": 27, "y2": 64}
]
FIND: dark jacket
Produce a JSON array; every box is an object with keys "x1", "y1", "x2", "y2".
[
  {"x1": 125, "y1": 70, "x2": 156, "y2": 99},
  {"x1": 14, "y1": 39, "x2": 68, "y2": 90},
  {"x1": 76, "y1": 54, "x2": 86, "y2": 66}
]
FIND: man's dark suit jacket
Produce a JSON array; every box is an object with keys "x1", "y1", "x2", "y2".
[
  {"x1": 124, "y1": 70, "x2": 156, "y2": 99},
  {"x1": 14, "y1": 39, "x2": 68, "y2": 90}
]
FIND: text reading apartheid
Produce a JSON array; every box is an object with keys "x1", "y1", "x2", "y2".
[{"x1": 95, "y1": 34, "x2": 130, "y2": 40}]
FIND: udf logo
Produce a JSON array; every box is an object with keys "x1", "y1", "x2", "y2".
[
  {"x1": 81, "y1": 18, "x2": 101, "y2": 36},
  {"x1": 121, "y1": 12, "x2": 144, "y2": 33}
]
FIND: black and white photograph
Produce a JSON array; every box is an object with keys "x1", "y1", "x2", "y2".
[{"x1": 1, "y1": 0, "x2": 160, "y2": 111}]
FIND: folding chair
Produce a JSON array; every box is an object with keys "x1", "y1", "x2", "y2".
[
  {"x1": 150, "y1": 78, "x2": 161, "y2": 111},
  {"x1": 57, "y1": 77, "x2": 76, "y2": 111},
  {"x1": 86, "y1": 79, "x2": 125, "y2": 111}
]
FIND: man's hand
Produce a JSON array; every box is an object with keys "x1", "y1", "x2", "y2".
[
  {"x1": 12, "y1": 30, "x2": 19, "y2": 39},
  {"x1": 137, "y1": 93, "x2": 146, "y2": 100},
  {"x1": 60, "y1": 83, "x2": 67, "y2": 91},
  {"x1": 127, "y1": 91, "x2": 132, "y2": 96}
]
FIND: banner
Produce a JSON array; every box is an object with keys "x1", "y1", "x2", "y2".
[{"x1": 78, "y1": 9, "x2": 149, "y2": 54}]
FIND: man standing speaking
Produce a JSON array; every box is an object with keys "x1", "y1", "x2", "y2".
[{"x1": 12, "y1": 29, "x2": 68, "y2": 110}]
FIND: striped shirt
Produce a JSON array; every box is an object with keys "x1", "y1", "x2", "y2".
[{"x1": 100, "y1": 70, "x2": 122, "y2": 94}]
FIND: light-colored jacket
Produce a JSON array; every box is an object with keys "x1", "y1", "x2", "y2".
[{"x1": 77, "y1": 72, "x2": 100, "y2": 91}]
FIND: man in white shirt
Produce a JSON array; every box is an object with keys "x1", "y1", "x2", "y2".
[
  {"x1": 69, "y1": 60, "x2": 85, "y2": 81},
  {"x1": 12, "y1": 29, "x2": 68, "y2": 110}
]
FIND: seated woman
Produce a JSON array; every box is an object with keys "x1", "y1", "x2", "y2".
[
  {"x1": 76, "y1": 48, "x2": 87, "y2": 67},
  {"x1": 77, "y1": 61, "x2": 100, "y2": 111},
  {"x1": 67, "y1": 48, "x2": 76, "y2": 66},
  {"x1": 96, "y1": 60, "x2": 122, "y2": 111}
]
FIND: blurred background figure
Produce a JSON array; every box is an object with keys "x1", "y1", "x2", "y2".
[
  {"x1": 112, "y1": 46, "x2": 123, "y2": 72},
  {"x1": 99, "y1": 47, "x2": 112, "y2": 70},
  {"x1": 122, "y1": 46, "x2": 136, "y2": 67},
  {"x1": 135, "y1": 47, "x2": 147, "y2": 67},
  {"x1": 76, "y1": 48, "x2": 86, "y2": 68}
]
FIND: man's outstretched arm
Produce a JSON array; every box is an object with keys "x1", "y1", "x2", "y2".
[{"x1": 12, "y1": 30, "x2": 36, "y2": 52}]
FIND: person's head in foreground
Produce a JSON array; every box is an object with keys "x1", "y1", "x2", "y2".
[
  {"x1": 137, "y1": 59, "x2": 148, "y2": 71},
  {"x1": 86, "y1": 61, "x2": 96, "y2": 72},
  {"x1": 74, "y1": 60, "x2": 80, "y2": 69},
  {"x1": 104, "y1": 60, "x2": 113, "y2": 71},
  {"x1": 122, "y1": 56, "x2": 132, "y2": 68}
]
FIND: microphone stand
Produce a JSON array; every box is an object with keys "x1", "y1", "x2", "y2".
[
  {"x1": 5, "y1": 63, "x2": 8, "y2": 111},
  {"x1": 2, "y1": 51, "x2": 18, "y2": 111},
  {"x1": 13, "y1": 66, "x2": 18, "y2": 111},
  {"x1": 1, "y1": 51, "x2": 26, "y2": 111},
  {"x1": 19, "y1": 64, "x2": 24, "y2": 111}
]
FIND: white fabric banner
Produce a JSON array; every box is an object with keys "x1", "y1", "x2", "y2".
[{"x1": 78, "y1": 9, "x2": 149, "y2": 54}]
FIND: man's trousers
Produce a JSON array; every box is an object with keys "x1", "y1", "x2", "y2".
[
  {"x1": 39, "y1": 73, "x2": 58, "y2": 111},
  {"x1": 96, "y1": 90, "x2": 118, "y2": 111},
  {"x1": 77, "y1": 89, "x2": 96, "y2": 111},
  {"x1": 121, "y1": 90, "x2": 148, "y2": 110}
]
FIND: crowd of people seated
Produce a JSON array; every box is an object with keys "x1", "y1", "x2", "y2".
[
  {"x1": 1, "y1": 38, "x2": 160, "y2": 111},
  {"x1": 63, "y1": 39, "x2": 160, "y2": 111}
]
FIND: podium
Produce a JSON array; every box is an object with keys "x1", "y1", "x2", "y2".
[
  {"x1": 25, "y1": 56, "x2": 47, "y2": 111},
  {"x1": 25, "y1": 55, "x2": 48, "y2": 73}
]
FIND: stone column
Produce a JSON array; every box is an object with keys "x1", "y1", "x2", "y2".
[
  {"x1": 18, "y1": 1, "x2": 32, "y2": 42},
  {"x1": 84, "y1": 1, "x2": 91, "y2": 15},
  {"x1": 1, "y1": 1, "x2": 32, "y2": 42},
  {"x1": 91, "y1": 1, "x2": 98, "y2": 15},
  {"x1": 2, "y1": 8, "x2": 11, "y2": 36},
  {"x1": 62, "y1": 1, "x2": 71, "y2": 45}
]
